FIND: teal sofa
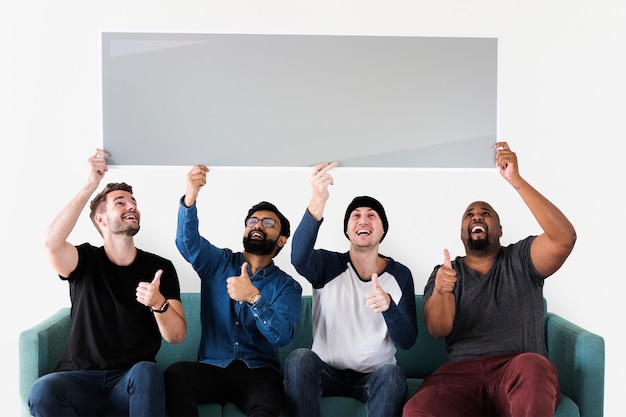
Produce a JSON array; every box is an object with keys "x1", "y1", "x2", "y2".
[{"x1": 20, "y1": 293, "x2": 605, "y2": 417}]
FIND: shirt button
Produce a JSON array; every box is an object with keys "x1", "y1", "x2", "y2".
[
  {"x1": 235, "y1": 342, "x2": 239, "y2": 346},
  {"x1": 235, "y1": 321, "x2": 239, "y2": 325}
]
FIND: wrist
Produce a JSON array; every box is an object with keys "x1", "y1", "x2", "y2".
[
  {"x1": 247, "y1": 292, "x2": 261, "y2": 305},
  {"x1": 150, "y1": 299, "x2": 169, "y2": 313}
]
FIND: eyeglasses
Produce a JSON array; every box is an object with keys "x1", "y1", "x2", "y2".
[{"x1": 245, "y1": 217, "x2": 278, "y2": 228}]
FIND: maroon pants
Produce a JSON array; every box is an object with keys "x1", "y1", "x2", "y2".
[{"x1": 403, "y1": 352, "x2": 560, "y2": 417}]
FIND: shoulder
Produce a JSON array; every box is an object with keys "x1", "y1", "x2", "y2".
[
  {"x1": 75, "y1": 243, "x2": 102, "y2": 260},
  {"x1": 383, "y1": 255, "x2": 412, "y2": 276},
  {"x1": 269, "y1": 266, "x2": 303, "y2": 292},
  {"x1": 76, "y1": 242, "x2": 99, "y2": 252},
  {"x1": 501, "y1": 236, "x2": 536, "y2": 256}
]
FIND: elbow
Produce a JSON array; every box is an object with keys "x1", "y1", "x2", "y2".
[
  {"x1": 426, "y1": 326, "x2": 450, "y2": 339},
  {"x1": 166, "y1": 322, "x2": 187, "y2": 345},
  {"x1": 41, "y1": 232, "x2": 57, "y2": 255},
  {"x1": 564, "y1": 231, "x2": 577, "y2": 257},
  {"x1": 166, "y1": 331, "x2": 187, "y2": 345},
  {"x1": 562, "y1": 225, "x2": 577, "y2": 252},
  {"x1": 396, "y1": 331, "x2": 418, "y2": 350},
  {"x1": 276, "y1": 332, "x2": 294, "y2": 348},
  {"x1": 274, "y1": 326, "x2": 296, "y2": 347}
]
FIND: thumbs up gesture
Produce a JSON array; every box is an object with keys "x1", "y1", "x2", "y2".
[
  {"x1": 365, "y1": 273, "x2": 390, "y2": 313},
  {"x1": 136, "y1": 269, "x2": 165, "y2": 308},
  {"x1": 435, "y1": 249, "x2": 457, "y2": 295},
  {"x1": 226, "y1": 262, "x2": 259, "y2": 302}
]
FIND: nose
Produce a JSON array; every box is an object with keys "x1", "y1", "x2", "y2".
[{"x1": 471, "y1": 212, "x2": 483, "y2": 221}]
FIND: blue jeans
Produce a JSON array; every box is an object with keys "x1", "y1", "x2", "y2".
[
  {"x1": 283, "y1": 348, "x2": 407, "y2": 417},
  {"x1": 28, "y1": 361, "x2": 165, "y2": 417}
]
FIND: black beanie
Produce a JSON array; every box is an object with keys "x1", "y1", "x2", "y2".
[
  {"x1": 246, "y1": 201, "x2": 291, "y2": 238},
  {"x1": 343, "y1": 196, "x2": 389, "y2": 242}
]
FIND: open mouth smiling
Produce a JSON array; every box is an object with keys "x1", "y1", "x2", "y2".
[
  {"x1": 249, "y1": 231, "x2": 266, "y2": 240},
  {"x1": 471, "y1": 224, "x2": 486, "y2": 234}
]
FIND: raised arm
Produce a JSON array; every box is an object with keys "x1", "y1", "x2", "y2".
[
  {"x1": 42, "y1": 149, "x2": 109, "y2": 277},
  {"x1": 183, "y1": 165, "x2": 209, "y2": 208},
  {"x1": 494, "y1": 142, "x2": 577, "y2": 277},
  {"x1": 307, "y1": 162, "x2": 338, "y2": 220}
]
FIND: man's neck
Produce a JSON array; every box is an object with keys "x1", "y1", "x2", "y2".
[
  {"x1": 349, "y1": 246, "x2": 386, "y2": 281},
  {"x1": 243, "y1": 253, "x2": 273, "y2": 276},
  {"x1": 103, "y1": 236, "x2": 137, "y2": 266},
  {"x1": 464, "y1": 247, "x2": 501, "y2": 276}
]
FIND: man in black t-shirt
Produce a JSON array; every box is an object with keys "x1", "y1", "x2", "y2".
[{"x1": 28, "y1": 149, "x2": 187, "y2": 417}]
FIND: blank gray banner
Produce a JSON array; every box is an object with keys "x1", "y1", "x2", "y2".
[{"x1": 101, "y1": 33, "x2": 497, "y2": 168}]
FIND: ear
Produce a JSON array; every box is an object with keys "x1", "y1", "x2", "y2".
[
  {"x1": 94, "y1": 212, "x2": 107, "y2": 229},
  {"x1": 277, "y1": 235, "x2": 288, "y2": 248}
]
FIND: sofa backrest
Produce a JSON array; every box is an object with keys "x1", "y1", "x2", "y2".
[
  {"x1": 157, "y1": 293, "x2": 449, "y2": 379},
  {"x1": 278, "y1": 294, "x2": 448, "y2": 379},
  {"x1": 156, "y1": 292, "x2": 202, "y2": 370}
]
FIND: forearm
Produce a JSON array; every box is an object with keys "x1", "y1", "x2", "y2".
[
  {"x1": 424, "y1": 293, "x2": 456, "y2": 338},
  {"x1": 511, "y1": 177, "x2": 576, "y2": 242},
  {"x1": 253, "y1": 289, "x2": 302, "y2": 347},
  {"x1": 307, "y1": 196, "x2": 327, "y2": 221},
  {"x1": 384, "y1": 301, "x2": 418, "y2": 349},
  {"x1": 175, "y1": 198, "x2": 204, "y2": 262},
  {"x1": 291, "y1": 210, "x2": 322, "y2": 273},
  {"x1": 154, "y1": 300, "x2": 186, "y2": 344}
]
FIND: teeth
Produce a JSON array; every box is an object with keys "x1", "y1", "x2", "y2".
[
  {"x1": 357, "y1": 230, "x2": 370, "y2": 235},
  {"x1": 472, "y1": 225, "x2": 485, "y2": 233}
]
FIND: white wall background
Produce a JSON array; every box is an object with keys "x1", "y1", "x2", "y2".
[{"x1": 2, "y1": 1, "x2": 622, "y2": 416}]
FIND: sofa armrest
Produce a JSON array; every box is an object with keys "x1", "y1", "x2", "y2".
[
  {"x1": 19, "y1": 308, "x2": 71, "y2": 417},
  {"x1": 546, "y1": 312, "x2": 605, "y2": 417}
]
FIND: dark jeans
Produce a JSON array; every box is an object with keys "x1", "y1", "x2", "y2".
[
  {"x1": 283, "y1": 348, "x2": 407, "y2": 417},
  {"x1": 403, "y1": 352, "x2": 560, "y2": 417},
  {"x1": 164, "y1": 360, "x2": 283, "y2": 417},
  {"x1": 28, "y1": 361, "x2": 165, "y2": 417}
]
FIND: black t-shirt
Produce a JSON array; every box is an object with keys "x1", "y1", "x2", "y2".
[{"x1": 55, "y1": 243, "x2": 181, "y2": 371}]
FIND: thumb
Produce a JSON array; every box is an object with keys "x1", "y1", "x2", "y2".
[
  {"x1": 240, "y1": 262, "x2": 249, "y2": 278},
  {"x1": 151, "y1": 269, "x2": 163, "y2": 287},
  {"x1": 371, "y1": 273, "x2": 379, "y2": 290},
  {"x1": 443, "y1": 249, "x2": 452, "y2": 268}
]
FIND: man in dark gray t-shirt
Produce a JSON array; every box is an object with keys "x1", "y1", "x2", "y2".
[{"x1": 404, "y1": 141, "x2": 577, "y2": 417}]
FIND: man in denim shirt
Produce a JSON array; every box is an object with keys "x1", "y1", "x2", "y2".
[{"x1": 165, "y1": 165, "x2": 302, "y2": 417}]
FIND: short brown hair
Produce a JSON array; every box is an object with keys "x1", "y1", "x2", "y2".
[{"x1": 89, "y1": 182, "x2": 134, "y2": 234}]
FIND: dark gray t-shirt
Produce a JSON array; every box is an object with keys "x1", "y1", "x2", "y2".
[{"x1": 424, "y1": 236, "x2": 547, "y2": 362}]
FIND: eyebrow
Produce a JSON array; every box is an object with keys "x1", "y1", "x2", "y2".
[
  {"x1": 466, "y1": 206, "x2": 492, "y2": 214},
  {"x1": 112, "y1": 195, "x2": 137, "y2": 203}
]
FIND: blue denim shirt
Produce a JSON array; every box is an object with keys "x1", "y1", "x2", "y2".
[{"x1": 176, "y1": 198, "x2": 302, "y2": 371}]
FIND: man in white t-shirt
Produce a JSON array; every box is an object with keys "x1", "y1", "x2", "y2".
[{"x1": 283, "y1": 162, "x2": 418, "y2": 417}]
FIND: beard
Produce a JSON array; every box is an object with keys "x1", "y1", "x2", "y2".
[
  {"x1": 124, "y1": 225, "x2": 140, "y2": 237},
  {"x1": 108, "y1": 216, "x2": 140, "y2": 237},
  {"x1": 467, "y1": 235, "x2": 490, "y2": 251},
  {"x1": 243, "y1": 235, "x2": 278, "y2": 256}
]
